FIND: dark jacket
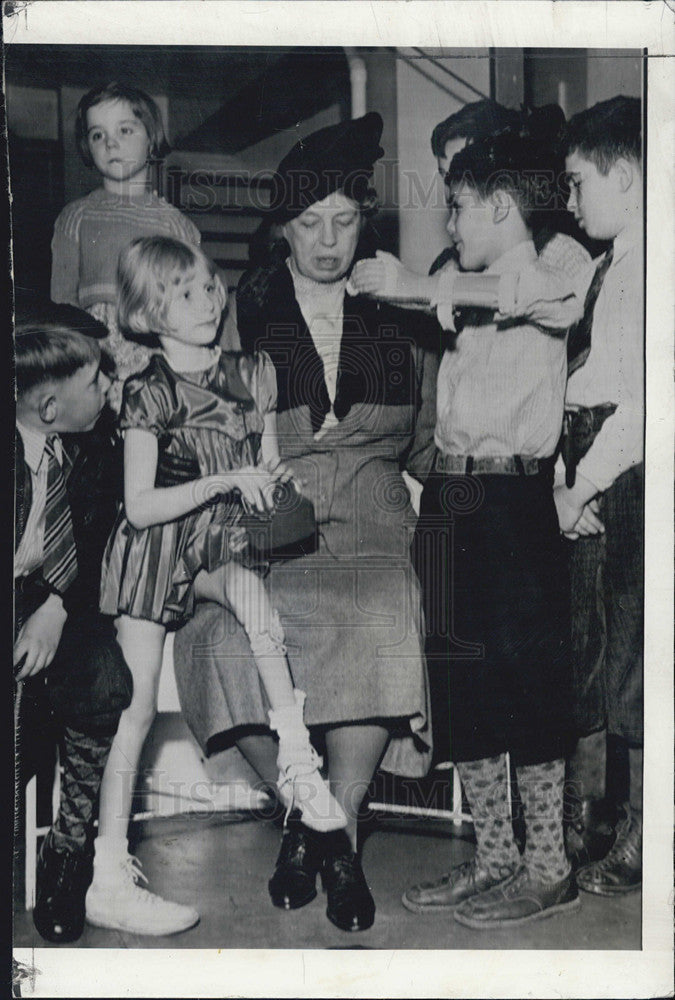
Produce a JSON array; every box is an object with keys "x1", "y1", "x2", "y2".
[
  {"x1": 14, "y1": 408, "x2": 131, "y2": 733},
  {"x1": 237, "y1": 252, "x2": 439, "y2": 483},
  {"x1": 14, "y1": 407, "x2": 123, "y2": 617}
]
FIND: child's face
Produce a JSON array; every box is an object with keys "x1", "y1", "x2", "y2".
[
  {"x1": 86, "y1": 99, "x2": 151, "y2": 183},
  {"x1": 52, "y1": 361, "x2": 110, "y2": 433},
  {"x1": 565, "y1": 150, "x2": 623, "y2": 241},
  {"x1": 446, "y1": 182, "x2": 497, "y2": 271},
  {"x1": 162, "y1": 261, "x2": 224, "y2": 345}
]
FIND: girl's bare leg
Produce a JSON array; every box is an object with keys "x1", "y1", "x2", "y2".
[
  {"x1": 86, "y1": 616, "x2": 199, "y2": 935},
  {"x1": 97, "y1": 616, "x2": 166, "y2": 839}
]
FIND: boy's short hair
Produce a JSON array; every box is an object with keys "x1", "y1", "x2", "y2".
[
  {"x1": 15, "y1": 322, "x2": 101, "y2": 397},
  {"x1": 563, "y1": 95, "x2": 641, "y2": 173},
  {"x1": 431, "y1": 99, "x2": 521, "y2": 157},
  {"x1": 446, "y1": 125, "x2": 560, "y2": 225},
  {"x1": 117, "y1": 236, "x2": 219, "y2": 336},
  {"x1": 75, "y1": 81, "x2": 170, "y2": 168}
]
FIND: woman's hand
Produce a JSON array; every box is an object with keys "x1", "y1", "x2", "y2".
[
  {"x1": 261, "y1": 456, "x2": 306, "y2": 494},
  {"x1": 350, "y1": 251, "x2": 438, "y2": 308}
]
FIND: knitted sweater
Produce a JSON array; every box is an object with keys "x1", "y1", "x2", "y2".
[{"x1": 50, "y1": 187, "x2": 201, "y2": 309}]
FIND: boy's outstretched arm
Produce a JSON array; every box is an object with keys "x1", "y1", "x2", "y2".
[{"x1": 351, "y1": 249, "x2": 591, "y2": 332}]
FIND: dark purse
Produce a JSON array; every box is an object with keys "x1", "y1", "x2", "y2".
[
  {"x1": 155, "y1": 450, "x2": 318, "y2": 561},
  {"x1": 239, "y1": 480, "x2": 318, "y2": 562}
]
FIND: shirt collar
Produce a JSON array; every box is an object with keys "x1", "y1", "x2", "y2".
[
  {"x1": 17, "y1": 422, "x2": 62, "y2": 473},
  {"x1": 287, "y1": 258, "x2": 347, "y2": 305},
  {"x1": 486, "y1": 239, "x2": 537, "y2": 276},
  {"x1": 612, "y1": 216, "x2": 642, "y2": 264}
]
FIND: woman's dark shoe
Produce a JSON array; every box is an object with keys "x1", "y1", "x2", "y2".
[
  {"x1": 321, "y1": 831, "x2": 375, "y2": 932},
  {"x1": 268, "y1": 819, "x2": 323, "y2": 910},
  {"x1": 33, "y1": 834, "x2": 93, "y2": 943}
]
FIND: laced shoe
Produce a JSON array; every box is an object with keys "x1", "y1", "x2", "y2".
[
  {"x1": 270, "y1": 691, "x2": 347, "y2": 833},
  {"x1": 33, "y1": 834, "x2": 92, "y2": 943},
  {"x1": 576, "y1": 805, "x2": 642, "y2": 895},
  {"x1": 85, "y1": 853, "x2": 199, "y2": 935},
  {"x1": 454, "y1": 864, "x2": 580, "y2": 929},
  {"x1": 402, "y1": 859, "x2": 515, "y2": 914},
  {"x1": 321, "y1": 830, "x2": 375, "y2": 932},
  {"x1": 268, "y1": 817, "x2": 323, "y2": 910}
]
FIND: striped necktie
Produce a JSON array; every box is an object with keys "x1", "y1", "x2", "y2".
[
  {"x1": 567, "y1": 245, "x2": 614, "y2": 377},
  {"x1": 43, "y1": 437, "x2": 78, "y2": 593}
]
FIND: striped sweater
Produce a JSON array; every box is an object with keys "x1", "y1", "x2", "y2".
[{"x1": 50, "y1": 187, "x2": 201, "y2": 309}]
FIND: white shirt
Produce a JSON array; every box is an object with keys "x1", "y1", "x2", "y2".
[
  {"x1": 14, "y1": 423, "x2": 64, "y2": 579},
  {"x1": 288, "y1": 260, "x2": 347, "y2": 438},
  {"x1": 435, "y1": 240, "x2": 567, "y2": 460},
  {"x1": 565, "y1": 220, "x2": 644, "y2": 492}
]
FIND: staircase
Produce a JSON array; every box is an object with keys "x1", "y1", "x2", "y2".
[{"x1": 166, "y1": 167, "x2": 274, "y2": 292}]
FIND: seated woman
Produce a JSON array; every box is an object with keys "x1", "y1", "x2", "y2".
[{"x1": 173, "y1": 112, "x2": 438, "y2": 933}]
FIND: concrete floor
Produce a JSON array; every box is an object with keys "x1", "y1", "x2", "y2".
[{"x1": 14, "y1": 810, "x2": 641, "y2": 951}]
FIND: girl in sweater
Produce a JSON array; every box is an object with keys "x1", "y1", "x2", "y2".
[{"x1": 51, "y1": 82, "x2": 200, "y2": 410}]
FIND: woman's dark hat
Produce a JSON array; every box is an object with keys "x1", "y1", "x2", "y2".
[{"x1": 268, "y1": 112, "x2": 384, "y2": 222}]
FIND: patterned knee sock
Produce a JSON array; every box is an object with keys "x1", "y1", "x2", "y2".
[
  {"x1": 517, "y1": 758, "x2": 570, "y2": 882},
  {"x1": 456, "y1": 755, "x2": 521, "y2": 879},
  {"x1": 51, "y1": 727, "x2": 113, "y2": 853}
]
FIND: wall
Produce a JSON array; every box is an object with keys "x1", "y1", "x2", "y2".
[
  {"x1": 395, "y1": 48, "x2": 491, "y2": 272},
  {"x1": 527, "y1": 48, "x2": 642, "y2": 120},
  {"x1": 586, "y1": 49, "x2": 642, "y2": 106}
]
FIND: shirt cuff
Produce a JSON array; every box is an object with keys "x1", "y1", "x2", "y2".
[
  {"x1": 431, "y1": 269, "x2": 457, "y2": 331},
  {"x1": 497, "y1": 272, "x2": 519, "y2": 316}
]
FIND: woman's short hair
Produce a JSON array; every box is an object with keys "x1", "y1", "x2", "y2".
[
  {"x1": 117, "y1": 236, "x2": 222, "y2": 337},
  {"x1": 15, "y1": 322, "x2": 101, "y2": 397},
  {"x1": 75, "y1": 81, "x2": 170, "y2": 167}
]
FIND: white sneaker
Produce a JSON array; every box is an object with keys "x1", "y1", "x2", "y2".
[
  {"x1": 277, "y1": 744, "x2": 347, "y2": 833},
  {"x1": 85, "y1": 854, "x2": 199, "y2": 935}
]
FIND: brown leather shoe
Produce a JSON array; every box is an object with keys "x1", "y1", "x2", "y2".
[
  {"x1": 401, "y1": 859, "x2": 515, "y2": 914},
  {"x1": 454, "y1": 865, "x2": 580, "y2": 929},
  {"x1": 576, "y1": 805, "x2": 642, "y2": 895}
]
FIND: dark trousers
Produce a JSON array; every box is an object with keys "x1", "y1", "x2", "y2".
[
  {"x1": 567, "y1": 464, "x2": 644, "y2": 746},
  {"x1": 14, "y1": 584, "x2": 132, "y2": 855},
  {"x1": 414, "y1": 468, "x2": 572, "y2": 767}
]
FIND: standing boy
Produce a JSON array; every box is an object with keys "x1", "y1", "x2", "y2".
[
  {"x1": 14, "y1": 303, "x2": 132, "y2": 942},
  {"x1": 555, "y1": 96, "x2": 644, "y2": 893},
  {"x1": 386, "y1": 128, "x2": 579, "y2": 928}
]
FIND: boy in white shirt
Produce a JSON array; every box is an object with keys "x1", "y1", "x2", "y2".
[
  {"x1": 356, "y1": 125, "x2": 583, "y2": 928},
  {"x1": 555, "y1": 96, "x2": 643, "y2": 895}
]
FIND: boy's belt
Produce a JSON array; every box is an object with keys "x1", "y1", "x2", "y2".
[
  {"x1": 435, "y1": 452, "x2": 552, "y2": 476},
  {"x1": 561, "y1": 402, "x2": 618, "y2": 487}
]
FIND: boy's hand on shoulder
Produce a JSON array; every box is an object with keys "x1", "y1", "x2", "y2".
[{"x1": 14, "y1": 593, "x2": 68, "y2": 680}]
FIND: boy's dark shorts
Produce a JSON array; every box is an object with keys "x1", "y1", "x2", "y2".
[{"x1": 414, "y1": 464, "x2": 572, "y2": 768}]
